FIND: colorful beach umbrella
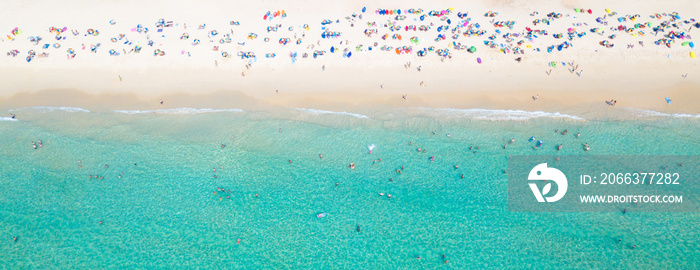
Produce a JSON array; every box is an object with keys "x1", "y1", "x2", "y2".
[{"x1": 477, "y1": 57, "x2": 482, "y2": 64}]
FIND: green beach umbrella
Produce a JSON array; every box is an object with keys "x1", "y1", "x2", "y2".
[{"x1": 469, "y1": 46, "x2": 476, "y2": 53}]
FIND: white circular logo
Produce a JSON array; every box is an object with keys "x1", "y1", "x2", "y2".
[{"x1": 528, "y1": 163, "x2": 568, "y2": 202}]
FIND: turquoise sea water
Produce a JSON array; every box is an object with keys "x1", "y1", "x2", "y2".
[{"x1": 1, "y1": 107, "x2": 699, "y2": 268}]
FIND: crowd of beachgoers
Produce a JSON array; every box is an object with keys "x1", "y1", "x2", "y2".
[{"x1": 4, "y1": 7, "x2": 696, "y2": 69}]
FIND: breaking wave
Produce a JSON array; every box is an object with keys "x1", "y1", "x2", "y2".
[{"x1": 114, "y1": 108, "x2": 244, "y2": 115}]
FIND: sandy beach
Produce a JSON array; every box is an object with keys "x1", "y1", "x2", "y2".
[{"x1": 1, "y1": 0, "x2": 699, "y2": 117}]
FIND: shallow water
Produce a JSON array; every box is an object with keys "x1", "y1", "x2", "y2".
[{"x1": 1, "y1": 107, "x2": 699, "y2": 268}]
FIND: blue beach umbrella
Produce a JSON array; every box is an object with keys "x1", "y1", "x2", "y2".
[
  {"x1": 362, "y1": 7, "x2": 366, "y2": 13},
  {"x1": 330, "y1": 46, "x2": 335, "y2": 53}
]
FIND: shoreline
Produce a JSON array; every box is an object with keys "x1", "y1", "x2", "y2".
[{"x1": 2, "y1": 88, "x2": 700, "y2": 122}]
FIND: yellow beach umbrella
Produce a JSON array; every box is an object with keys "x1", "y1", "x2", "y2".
[
  {"x1": 691, "y1": 51, "x2": 696, "y2": 59},
  {"x1": 605, "y1": 8, "x2": 611, "y2": 14}
]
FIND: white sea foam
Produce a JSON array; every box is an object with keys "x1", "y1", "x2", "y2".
[
  {"x1": 627, "y1": 108, "x2": 671, "y2": 117},
  {"x1": 671, "y1": 113, "x2": 700, "y2": 118},
  {"x1": 10, "y1": 106, "x2": 90, "y2": 113},
  {"x1": 623, "y1": 108, "x2": 700, "y2": 119},
  {"x1": 0, "y1": 117, "x2": 19, "y2": 121},
  {"x1": 295, "y1": 108, "x2": 369, "y2": 119},
  {"x1": 417, "y1": 108, "x2": 585, "y2": 121},
  {"x1": 114, "y1": 108, "x2": 244, "y2": 115}
]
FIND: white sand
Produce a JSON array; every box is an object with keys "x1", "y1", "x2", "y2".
[{"x1": 0, "y1": 0, "x2": 698, "y2": 114}]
